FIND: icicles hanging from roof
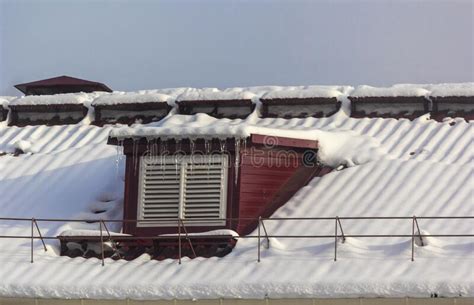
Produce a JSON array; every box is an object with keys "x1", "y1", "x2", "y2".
[
  {"x1": 115, "y1": 139, "x2": 124, "y2": 178},
  {"x1": 219, "y1": 139, "x2": 226, "y2": 154},
  {"x1": 234, "y1": 138, "x2": 241, "y2": 185},
  {"x1": 133, "y1": 139, "x2": 141, "y2": 176}
]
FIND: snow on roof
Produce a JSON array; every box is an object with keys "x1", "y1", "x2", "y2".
[
  {"x1": 351, "y1": 83, "x2": 474, "y2": 97},
  {"x1": 59, "y1": 230, "x2": 131, "y2": 237},
  {"x1": 0, "y1": 96, "x2": 15, "y2": 108},
  {"x1": 92, "y1": 92, "x2": 171, "y2": 106},
  {"x1": 0, "y1": 83, "x2": 473, "y2": 300},
  {"x1": 109, "y1": 113, "x2": 386, "y2": 168},
  {"x1": 4, "y1": 82, "x2": 472, "y2": 106},
  {"x1": 176, "y1": 88, "x2": 256, "y2": 101},
  {"x1": 428, "y1": 83, "x2": 474, "y2": 97},
  {"x1": 262, "y1": 85, "x2": 351, "y2": 99},
  {"x1": 351, "y1": 84, "x2": 430, "y2": 97},
  {"x1": 8, "y1": 92, "x2": 101, "y2": 106}
]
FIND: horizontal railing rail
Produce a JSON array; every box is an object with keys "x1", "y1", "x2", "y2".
[{"x1": 0, "y1": 216, "x2": 472, "y2": 266}]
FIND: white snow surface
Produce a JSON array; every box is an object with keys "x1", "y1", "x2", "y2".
[
  {"x1": 351, "y1": 83, "x2": 474, "y2": 97},
  {"x1": 5, "y1": 82, "x2": 471, "y2": 107},
  {"x1": 92, "y1": 92, "x2": 171, "y2": 106},
  {"x1": 0, "y1": 96, "x2": 15, "y2": 107},
  {"x1": 0, "y1": 84, "x2": 473, "y2": 300},
  {"x1": 160, "y1": 229, "x2": 239, "y2": 238},
  {"x1": 177, "y1": 89, "x2": 256, "y2": 102},
  {"x1": 59, "y1": 230, "x2": 131, "y2": 237},
  {"x1": 428, "y1": 83, "x2": 474, "y2": 97},
  {"x1": 262, "y1": 85, "x2": 351, "y2": 99},
  {"x1": 9, "y1": 92, "x2": 102, "y2": 106},
  {"x1": 110, "y1": 113, "x2": 387, "y2": 168}
]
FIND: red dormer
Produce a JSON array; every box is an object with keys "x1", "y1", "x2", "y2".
[{"x1": 104, "y1": 133, "x2": 332, "y2": 258}]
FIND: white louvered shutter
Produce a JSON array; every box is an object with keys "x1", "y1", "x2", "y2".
[
  {"x1": 137, "y1": 154, "x2": 228, "y2": 227},
  {"x1": 182, "y1": 155, "x2": 228, "y2": 225},
  {"x1": 138, "y1": 156, "x2": 181, "y2": 226}
]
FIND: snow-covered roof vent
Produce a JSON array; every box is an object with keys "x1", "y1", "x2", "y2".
[
  {"x1": 93, "y1": 92, "x2": 173, "y2": 126},
  {"x1": 177, "y1": 89, "x2": 256, "y2": 119},
  {"x1": 431, "y1": 96, "x2": 474, "y2": 121},
  {"x1": 349, "y1": 85, "x2": 430, "y2": 119},
  {"x1": 0, "y1": 97, "x2": 13, "y2": 122},
  {"x1": 260, "y1": 86, "x2": 346, "y2": 118},
  {"x1": 7, "y1": 93, "x2": 95, "y2": 126}
]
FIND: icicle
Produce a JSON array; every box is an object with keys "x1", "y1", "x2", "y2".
[
  {"x1": 234, "y1": 138, "x2": 241, "y2": 185},
  {"x1": 204, "y1": 139, "x2": 211, "y2": 155},
  {"x1": 190, "y1": 138, "x2": 196, "y2": 155},
  {"x1": 150, "y1": 139, "x2": 158, "y2": 163},
  {"x1": 146, "y1": 138, "x2": 151, "y2": 156},
  {"x1": 163, "y1": 140, "x2": 169, "y2": 156},
  {"x1": 160, "y1": 140, "x2": 166, "y2": 180},
  {"x1": 205, "y1": 139, "x2": 211, "y2": 178},
  {"x1": 133, "y1": 139, "x2": 139, "y2": 177},
  {"x1": 115, "y1": 140, "x2": 121, "y2": 177},
  {"x1": 176, "y1": 139, "x2": 182, "y2": 153},
  {"x1": 175, "y1": 154, "x2": 179, "y2": 182},
  {"x1": 219, "y1": 139, "x2": 226, "y2": 154},
  {"x1": 242, "y1": 137, "x2": 247, "y2": 154}
]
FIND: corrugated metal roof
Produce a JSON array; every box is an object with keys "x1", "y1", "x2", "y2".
[{"x1": 0, "y1": 87, "x2": 472, "y2": 299}]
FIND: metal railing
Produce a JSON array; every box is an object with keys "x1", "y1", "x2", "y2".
[{"x1": 0, "y1": 216, "x2": 472, "y2": 266}]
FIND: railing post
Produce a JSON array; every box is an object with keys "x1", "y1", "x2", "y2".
[
  {"x1": 257, "y1": 217, "x2": 261, "y2": 263},
  {"x1": 414, "y1": 216, "x2": 424, "y2": 246},
  {"x1": 337, "y1": 217, "x2": 346, "y2": 243},
  {"x1": 30, "y1": 218, "x2": 34, "y2": 263},
  {"x1": 411, "y1": 216, "x2": 415, "y2": 262},
  {"x1": 178, "y1": 218, "x2": 182, "y2": 265},
  {"x1": 260, "y1": 218, "x2": 270, "y2": 248},
  {"x1": 334, "y1": 217, "x2": 338, "y2": 261},
  {"x1": 33, "y1": 220, "x2": 47, "y2": 252},
  {"x1": 180, "y1": 219, "x2": 196, "y2": 259},
  {"x1": 99, "y1": 220, "x2": 105, "y2": 266}
]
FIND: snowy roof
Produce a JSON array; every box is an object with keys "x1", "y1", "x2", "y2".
[
  {"x1": 176, "y1": 88, "x2": 256, "y2": 101},
  {"x1": 92, "y1": 92, "x2": 171, "y2": 106},
  {"x1": 351, "y1": 83, "x2": 474, "y2": 97},
  {"x1": 0, "y1": 83, "x2": 473, "y2": 300},
  {"x1": 9, "y1": 92, "x2": 100, "y2": 106},
  {"x1": 0, "y1": 96, "x2": 15, "y2": 108},
  {"x1": 428, "y1": 83, "x2": 474, "y2": 97},
  {"x1": 262, "y1": 85, "x2": 350, "y2": 99}
]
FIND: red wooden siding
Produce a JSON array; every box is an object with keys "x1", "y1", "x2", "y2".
[{"x1": 236, "y1": 148, "x2": 302, "y2": 234}]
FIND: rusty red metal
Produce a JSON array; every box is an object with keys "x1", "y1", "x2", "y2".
[
  {"x1": 250, "y1": 134, "x2": 318, "y2": 149},
  {"x1": 15, "y1": 75, "x2": 112, "y2": 95}
]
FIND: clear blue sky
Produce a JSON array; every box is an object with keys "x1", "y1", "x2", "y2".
[{"x1": 0, "y1": 0, "x2": 472, "y2": 96}]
